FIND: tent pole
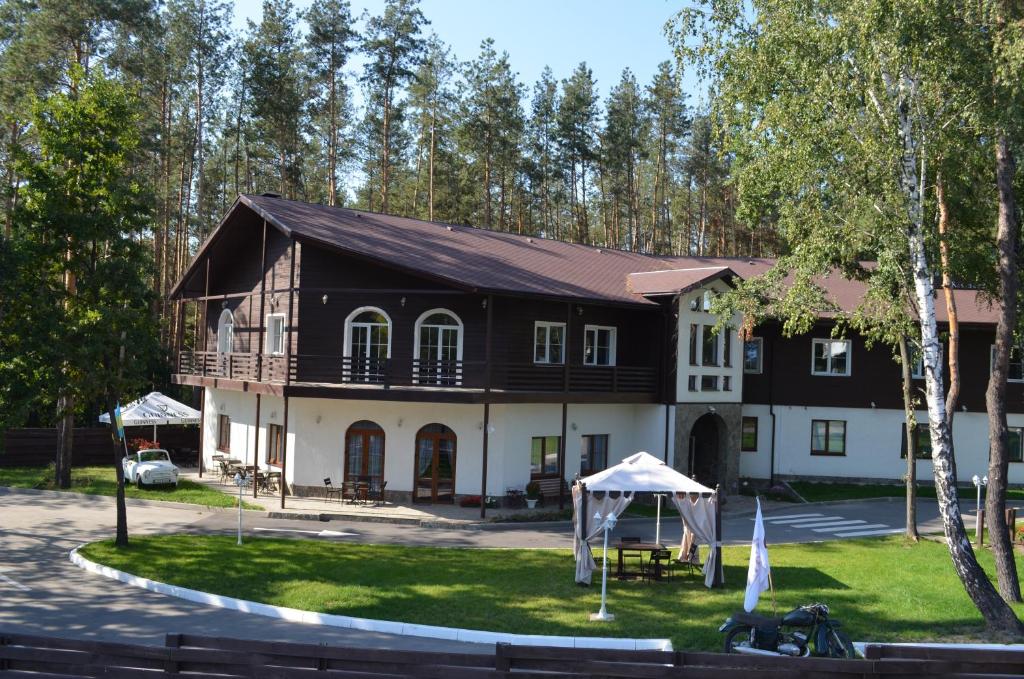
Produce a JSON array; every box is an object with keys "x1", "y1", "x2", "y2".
[
  {"x1": 253, "y1": 393, "x2": 261, "y2": 499},
  {"x1": 714, "y1": 484, "x2": 724, "y2": 587},
  {"x1": 655, "y1": 494, "x2": 662, "y2": 545},
  {"x1": 580, "y1": 482, "x2": 588, "y2": 541}
]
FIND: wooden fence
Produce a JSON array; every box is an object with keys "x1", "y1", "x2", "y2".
[
  {"x1": 0, "y1": 630, "x2": 1021, "y2": 679},
  {"x1": 0, "y1": 426, "x2": 199, "y2": 469}
]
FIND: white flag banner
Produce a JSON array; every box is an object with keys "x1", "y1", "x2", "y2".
[{"x1": 743, "y1": 497, "x2": 771, "y2": 612}]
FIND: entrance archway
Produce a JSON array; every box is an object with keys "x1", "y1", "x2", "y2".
[
  {"x1": 414, "y1": 423, "x2": 456, "y2": 502},
  {"x1": 689, "y1": 413, "x2": 726, "y2": 488}
]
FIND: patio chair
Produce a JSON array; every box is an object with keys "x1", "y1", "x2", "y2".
[
  {"x1": 645, "y1": 549, "x2": 674, "y2": 582},
  {"x1": 620, "y1": 536, "x2": 645, "y2": 577},
  {"x1": 341, "y1": 480, "x2": 360, "y2": 504},
  {"x1": 323, "y1": 478, "x2": 343, "y2": 503},
  {"x1": 368, "y1": 480, "x2": 387, "y2": 507},
  {"x1": 680, "y1": 542, "x2": 702, "y2": 576}
]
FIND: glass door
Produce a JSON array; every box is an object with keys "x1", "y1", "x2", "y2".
[
  {"x1": 414, "y1": 424, "x2": 457, "y2": 502},
  {"x1": 345, "y1": 420, "x2": 385, "y2": 487}
]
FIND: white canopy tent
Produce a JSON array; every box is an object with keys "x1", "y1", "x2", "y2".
[
  {"x1": 572, "y1": 451, "x2": 724, "y2": 588},
  {"x1": 98, "y1": 392, "x2": 201, "y2": 442}
]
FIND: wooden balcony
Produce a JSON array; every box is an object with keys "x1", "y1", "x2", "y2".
[{"x1": 175, "y1": 351, "x2": 660, "y2": 402}]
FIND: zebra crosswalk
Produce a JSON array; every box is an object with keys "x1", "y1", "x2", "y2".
[{"x1": 752, "y1": 512, "x2": 903, "y2": 539}]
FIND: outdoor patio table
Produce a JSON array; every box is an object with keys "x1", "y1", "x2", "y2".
[{"x1": 614, "y1": 541, "x2": 666, "y2": 580}]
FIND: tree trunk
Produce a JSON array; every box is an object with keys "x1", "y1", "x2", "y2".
[
  {"x1": 899, "y1": 336, "x2": 919, "y2": 541},
  {"x1": 899, "y1": 95, "x2": 1024, "y2": 634},
  {"x1": 328, "y1": 68, "x2": 337, "y2": 207},
  {"x1": 985, "y1": 134, "x2": 1022, "y2": 603},
  {"x1": 936, "y1": 175, "x2": 961, "y2": 427},
  {"x1": 103, "y1": 392, "x2": 128, "y2": 547}
]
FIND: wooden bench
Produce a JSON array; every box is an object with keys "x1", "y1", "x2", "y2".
[{"x1": 534, "y1": 477, "x2": 569, "y2": 506}]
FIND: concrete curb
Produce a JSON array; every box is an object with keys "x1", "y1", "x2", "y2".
[{"x1": 69, "y1": 545, "x2": 672, "y2": 651}]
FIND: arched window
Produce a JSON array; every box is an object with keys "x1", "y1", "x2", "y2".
[
  {"x1": 216, "y1": 309, "x2": 234, "y2": 354},
  {"x1": 343, "y1": 307, "x2": 391, "y2": 381},
  {"x1": 414, "y1": 423, "x2": 456, "y2": 502},
  {"x1": 345, "y1": 420, "x2": 385, "y2": 488},
  {"x1": 414, "y1": 309, "x2": 463, "y2": 385}
]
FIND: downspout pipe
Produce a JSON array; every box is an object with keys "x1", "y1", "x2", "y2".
[{"x1": 768, "y1": 331, "x2": 777, "y2": 486}]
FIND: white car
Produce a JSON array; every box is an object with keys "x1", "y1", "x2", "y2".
[{"x1": 123, "y1": 449, "x2": 179, "y2": 488}]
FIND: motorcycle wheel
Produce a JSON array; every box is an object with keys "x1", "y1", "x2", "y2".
[
  {"x1": 825, "y1": 629, "x2": 855, "y2": 658},
  {"x1": 723, "y1": 626, "x2": 754, "y2": 653}
]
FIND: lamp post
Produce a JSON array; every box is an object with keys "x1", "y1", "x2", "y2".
[
  {"x1": 590, "y1": 510, "x2": 618, "y2": 622},
  {"x1": 654, "y1": 493, "x2": 665, "y2": 545},
  {"x1": 234, "y1": 472, "x2": 246, "y2": 545},
  {"x1": 972, "y1": 474, "x2": 988, "y2": 540}
]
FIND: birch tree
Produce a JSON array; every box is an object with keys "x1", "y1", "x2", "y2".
[{"x1": 670, "y1": 0, "x2": 1024, "y2": 633}]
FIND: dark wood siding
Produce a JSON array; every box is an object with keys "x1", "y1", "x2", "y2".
[{"x1": 742, "y1": 322, "x2": 1023, "y2": 414}]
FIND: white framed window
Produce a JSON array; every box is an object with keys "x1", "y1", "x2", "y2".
[
  {"x1": 265, "y1": 313, "x2": 286, "y2": 356},
  {"x1": 534, "y1": 321, "x2": 565, "y2": 364},
  {"x1": 689, "y1": 290, "x2": 714, "y2": 312},
  {"x1": 811, "y1": 339, "x2": 851, "y2": 376},
  {"x1": 583, "y1": 325, "x2": 616, "y2": 366},
  {"x1": 990, "y1": 345, "x2": 1024, "y2": 383},
  {"x1": 912, "y1": 346, "x2": 943, "y2": 380},
  {"x1": 216, "y1": 309, "x2": 234, "y2": 354},
  {"x1": 744, "y1": 338, "x2": 763, "y2": 374},
  {"x1": 344, "y1": 307, "x2": 391, "y2": 381},
  {"x1": 414, "y1": 308, "x2": 463, "y2": 385}
]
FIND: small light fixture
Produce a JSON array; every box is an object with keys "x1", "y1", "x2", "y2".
[
  {"x1": 571, "y1": 422, "x2": 578, "y2": 431},
  {"x1": 576, "y1": 305, "x2": 583, "y2": 316},
  {"x1": 708, "y1": 405, "x2": 716, "y2": 414},
  {"x1": 870, "y1": 401, "x2": 876, "y2": 408},
  {"x1": 400, "y1": 296, "x2": 407, "y2": 308},
  {"x1": 397, "y1": 418, "x2": 403, "y2": 428},
  {"x1": 482, "y1": 298, "x2": 488, "y2": 310},
  {"x1": 316, "y1": 415, "x2": 322, "y2": 424},
  {"x1": 487, "y1": 424, "x2": 496, "y2": 434},
  {"x1": 221, "y1": 300, "x2": 228, "y2": 309},
  {"x1": 961, "y1": 404, "x2": 967, "y2": 412},
  {"x1": 321, "y1": 294, "x2": 328, "y2": 305},
  {"x1": 270, "y1": 411, "x2": 277, "y2": 419}
]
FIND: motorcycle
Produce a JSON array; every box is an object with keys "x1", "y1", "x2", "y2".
[{"x1": 719, "y1": 603, "x2": 855, "y2": 658}]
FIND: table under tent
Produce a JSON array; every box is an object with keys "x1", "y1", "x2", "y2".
[
  {"x1": 98, "y1": 392, "x2": 201, "y2": 445},
  {"x1": 572, "y1": 451, "x2": 725, "y2": 588}
]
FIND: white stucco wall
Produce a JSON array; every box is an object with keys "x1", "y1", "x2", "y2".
[
  {"x1": 738, "y1": 404, "x2": 1024, "y2": 484},
  {"x1": 202, "y1": 389, "x2": 672, "y2": 497},
  {"x1": 675, "y1": 281, "x2": 743, "y2": 404}
]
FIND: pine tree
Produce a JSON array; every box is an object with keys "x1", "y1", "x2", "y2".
[
  {"x1": 601, "y1": 68, "x2": 648, "y2": 250},
  {"x1": 525, "y1": 68, "x2": 561, "y2": 238},
  {"x1": 557, "y1": 63, "x2": 598, "y2": 244},
  {"x1": 305, "y1": 0, "x2": 355, "y2": 206},
  {"x1": 359, "y1": 0, "x2": 426, "y2": 213}
]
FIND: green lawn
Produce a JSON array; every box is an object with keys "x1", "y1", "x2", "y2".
[
  {"x1": 0, "y1": 466, "x2": 261, "y2": 509},
  {"x1": 80, "y1": 534, "x2": 1024, "y2": 650},
  {"x1": 790, "y1": 481, "x2": 1024, "y2": 504}
]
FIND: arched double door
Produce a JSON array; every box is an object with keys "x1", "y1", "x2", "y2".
[
  {"x1": 415, "y1": 423, "x2": 456, "y2": 502},
  {"x1": 344, "y1": 420, "x2": 385, "y2": 488}
]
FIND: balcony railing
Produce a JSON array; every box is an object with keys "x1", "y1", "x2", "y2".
[{"x1": 176, "y1": 351, "x2": 659, "y2": 395}]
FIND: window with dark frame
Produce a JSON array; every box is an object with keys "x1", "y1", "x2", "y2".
[
  {"x1": 1009, "y1": 428, "x2": 1023, "y2": 463},
  {"x1": 900, "y1": 423, "x2": 932, "y2": 459},
  {"x1": 741, "y1": 417, "x2": 758, "y2": 451},
  {"x1": 216, "y1": 414, "x2": 231, "y2": 452},
  {"x1": 701, "y1": 325, "x2": 719, "y2": 366},
  {"x1": 990, "y1": 345, "x2": 1024, "y2": 382},
  {"x1": 580, "y1": 434, "x2": 609, "y2": 475},
  {"x1": 811, "y1": 419, "x2": 846, "y2": 455},
  {"x1": 723, "y1": 329, "x2": 732, "y2": 367},
  {"x1": 267, "y1": 423, "x2": 284, "y2": 466},
  {"x1": 689, "y1": 324, "x2": 699, "y2": 366},
  {"x1": 744, "y1": 338, "x2": 763, "y2": 373},
  {"x1": 530, "y1": 435, "x2": 561, "y2": 477}
]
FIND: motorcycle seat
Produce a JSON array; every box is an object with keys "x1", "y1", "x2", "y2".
[{"x1": 734, "y1": 612, "x2": 782, "y2": 628}]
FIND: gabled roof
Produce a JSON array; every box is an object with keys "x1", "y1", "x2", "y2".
[
  {"x1": 171, "y1": 195, "x2": 1000, "y2": 324},
  {"x1": 232, "y1": 194, "x2": 676, "y2": 306},
  {"x1": 626, "y1": 266, "x2": 738, "y2": 297}
]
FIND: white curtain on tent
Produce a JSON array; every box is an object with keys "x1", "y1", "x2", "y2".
[
  {"x1": 572, "y1": 484, "x2": 634, "y2": 585},
  {"x1": 672, "y1": 492, "x2": 720, "y2": 588}
]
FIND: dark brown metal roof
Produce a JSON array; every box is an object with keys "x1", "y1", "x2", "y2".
[
  {"x1": 171, "y1": 196, "x2": 999, "y2": 323},
  {"x1": 627, "y1": 266, "x2": 737, "y2": 296},
  {"x1": 239, "y1": 194, "x2": 673, "y2": 306}
]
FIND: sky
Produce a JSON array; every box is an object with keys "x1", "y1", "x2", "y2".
[{"x1": 231, "y1": 0, "x2": 705, "y2": 105}]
